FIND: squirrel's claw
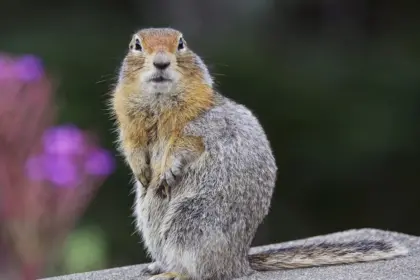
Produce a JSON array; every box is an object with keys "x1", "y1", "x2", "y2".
[
  {"x1": 137, "y1": 174, "x2": 150, "y2": 189},
  {"x1": 156, "y1": 164, "x2": 183, "y2": 199},
  {"x1": 156, "y1": 180, "x2": 171, "y2": 200},
  {"x1": 136, "y1": 166, "x2": 151, "y2": 189},
  {"x1": 164, "y1": 168, "x2": 178, "y2": 187}
]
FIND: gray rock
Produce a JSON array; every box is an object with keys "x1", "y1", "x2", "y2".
[{"x1": 42, "y1": 228, "x2": 420, "y2": 280}]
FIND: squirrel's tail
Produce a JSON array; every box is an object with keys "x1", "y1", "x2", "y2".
[{"x1": 248, "y1": 239, "x2": 408, "y2": 271}]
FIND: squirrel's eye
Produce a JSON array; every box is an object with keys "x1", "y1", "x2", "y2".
[
  {"x1": 178, "y1": 38, "x2": 184, "y2": 50},
  {"x1": 135, "y1": 39, "x2": 142, "y2": 51}
]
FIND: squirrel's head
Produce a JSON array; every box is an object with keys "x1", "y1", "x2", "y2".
[{"x1": 118, "y1": 28, "x2": 213, "y2": 97}]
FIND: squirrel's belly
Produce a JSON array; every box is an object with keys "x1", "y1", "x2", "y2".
[{"x1": 134, "y1": 182, "x2": 169, "y2": 261}]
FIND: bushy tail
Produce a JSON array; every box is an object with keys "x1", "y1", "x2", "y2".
[{"x1": 249, "y1": 240, "x2": 408, "y2": 271}]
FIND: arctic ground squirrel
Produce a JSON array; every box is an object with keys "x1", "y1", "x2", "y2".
[{"x1": 110, "y1": 27, "x2": 408, "y2": 280}]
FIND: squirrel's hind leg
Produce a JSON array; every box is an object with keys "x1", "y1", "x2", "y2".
[{"x1": 148, "y1": 272, "x2": 190, "y2": 280}]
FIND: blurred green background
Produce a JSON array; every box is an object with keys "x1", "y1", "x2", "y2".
[{"x1": 1, "y1": 0, "x2": 419, "y2": 277}]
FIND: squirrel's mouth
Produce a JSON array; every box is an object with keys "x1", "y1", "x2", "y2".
[{"x1": 149, "y1": 76, "x2": 172, "y2": 83}]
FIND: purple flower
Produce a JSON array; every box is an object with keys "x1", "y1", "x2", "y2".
[
  {"x1": 14, "y1": 55, "x2": 44, "y2": 82},
  {"x1": 84, "y1": 148, "x2": 115, "y2": 176},
  {"x1": 43, "y1": 124, "x2": 86, "y2": 156},
  {"x1": 0, "y1": 54, "x2": 44, "y2": 81},
  {"x1": 42, "y1": 154, "x2": 80, "y2": 188},
  {"x1": 25, "y1": 124, "x2": 115, "y2": 188},
  {"x1": 25, "y1": 154, "x2": 80, "y2": 188}
]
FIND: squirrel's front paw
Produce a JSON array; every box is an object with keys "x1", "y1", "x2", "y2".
[
  {"x1": 136, "y1": 165, "x2": 152, "y2": 189},
  {"x1": 163, "y1": 163, "x2": 183, "y2": 188},
  {"x1": 156, "y1": 160, "x2": 183, "y2": 199}
]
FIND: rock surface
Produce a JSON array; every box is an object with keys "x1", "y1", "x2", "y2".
[{"x1": 42, "y1": 228, "x2": 420, "y2": 280}]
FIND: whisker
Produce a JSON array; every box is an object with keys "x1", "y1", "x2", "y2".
[
  {"x1": 96, "y1": 79, "x2": 110, "y2": 84},
  {"x1": 123, "y1": 66, "x2": 145, "y2": 78}
]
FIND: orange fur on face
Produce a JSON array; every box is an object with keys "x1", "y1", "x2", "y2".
[{"x1": 138, "y1": 29, "x2": 180, "y2": 54}]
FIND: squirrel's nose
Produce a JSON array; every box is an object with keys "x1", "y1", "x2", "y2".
[
  {"x1": 153, "y1": 61, "x2": 170, "y2": 70},
  {"x1": 153, "y1": 52, "x2": 171, "y2": 70}
]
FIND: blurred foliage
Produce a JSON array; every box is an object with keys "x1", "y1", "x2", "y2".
[
  {"x1": 61, "y1": 226, "x2": 107, "y2": 274},
  {"x1": 1, "y1": 0, "x2": 419, "y2": 277}
]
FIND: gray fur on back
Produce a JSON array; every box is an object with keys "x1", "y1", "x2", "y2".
[{"x1": 134, "y1": 94, "x2": 278, "y2": 280}]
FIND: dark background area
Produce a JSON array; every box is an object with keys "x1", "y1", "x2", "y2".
[{"x1": 1, "y1": 0, "x2": 419, "y2": 277}]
